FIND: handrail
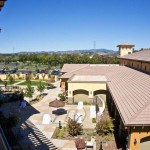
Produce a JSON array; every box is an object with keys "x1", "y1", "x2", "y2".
[{"x1": 0, "y1": 126, "x2": 11, "y2": 150}]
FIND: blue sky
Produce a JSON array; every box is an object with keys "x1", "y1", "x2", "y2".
[{"x1": 0, "y1": 0, "x2": 150, "y2": 53}]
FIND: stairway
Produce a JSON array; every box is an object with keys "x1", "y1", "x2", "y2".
[{"x1": 22, "y1": 120, "x2": 58, "y2": 150}]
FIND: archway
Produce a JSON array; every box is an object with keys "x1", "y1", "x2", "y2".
[
  {"x1": 140, "y1": 136, "x2": 150, "y2": 150},
  {"x1": 93, "y1": 90, "x2": 107, "y2": 105},
  {"x1": 73, "y1": 89, "x2": 89, "y2": 103}
]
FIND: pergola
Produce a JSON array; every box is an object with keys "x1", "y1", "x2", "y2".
[{"x1": 0, "y1": 0, "x2": 6, "y2": 11}]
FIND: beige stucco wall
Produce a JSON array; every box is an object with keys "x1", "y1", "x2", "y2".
[
  {"x1": 141, "y1": 62, "x2": 150, "y2": 72},
  {"x1": 119, "y1": 59, "x2": 150, "y2": 73},
  {"x1": 0, "y1": 74, "x2": 26, "y2": 80},
  {"x1": 0, "y1": 73, "x2": 54, "y2": 81},
  {"x1": 119, "y1": 47, "x2": 133, "y2": 56},
  {"x1": 128, "y1": 126, "x2": 150, "y2": 150},
  {"x1": 68, "y1": 82, "x2": 107, "y2": 98}
]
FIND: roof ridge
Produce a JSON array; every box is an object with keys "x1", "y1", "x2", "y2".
[
  {"x1": 127, "y1": 100, "x2": 150, "y2": 125},
  {"x1": 60, "y1": 64, "x2": 89, "y2": 78}
]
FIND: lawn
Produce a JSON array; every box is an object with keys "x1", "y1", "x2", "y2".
[
  {"x1": 18, "y1": 81, "x2": 49, "y2": 86},
  {"x1": 0, "y1": 80, "x2": 20, "y2": 85}
]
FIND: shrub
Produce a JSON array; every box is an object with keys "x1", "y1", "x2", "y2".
[
  {"x1": 53, "y1": 128, "x2": 60, "y2": 138},
  {"x1": 83, "y1": 101, "x2": 88, "y2": 105},
  {"x1": 67, "y1": 117, "x2": 83, "y2": 136},
  {"x1": 92, "y1": 118, "x2": 96, "y2": 123},
  {"x1": 87, "y1": 132, "x2": 97, "y2": 136},
  {"x1": 59, "y1": 130, "x2": 65, "y2": 139},
  {"x1": 9, "y1": 75, "x2": 14, "y2": 84},
  {"x1": 58, "y1": 93, "x2": 66, "y2": 101},
  {"x1": 104, "y1": 135, "x2": 111, "y2": 141},
  {"x1": 95, "y1": 116, "x2": 114, "y2": 136}
]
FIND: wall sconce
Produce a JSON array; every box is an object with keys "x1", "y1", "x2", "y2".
[
  {"x1": 90, "y1": 91, "x2": 92, "y2": 94},
  {"x1": 134, "y1": 138, "x2": 137, "y2": 145},
  {"x1": 69, "y1": 91, "x2": 71, "y2": 94}
]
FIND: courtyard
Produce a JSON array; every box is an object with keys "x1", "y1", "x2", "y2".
[{"x1": 0, "y1": 80, "x2": 118, "y2": 150}]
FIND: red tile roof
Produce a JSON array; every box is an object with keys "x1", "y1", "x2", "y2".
[
  {"x1": 61, "y1": 64, "x2": 89, "y2": 73},
  {"x1": 61, "y1": 64, "x2": 150, "y2": 126},
  {"x1": 119, "y1": 50, "x2": 150, "y2": 62},
  {"x1": 106, "y1": 66, "x2": 150, "y2": 126}
]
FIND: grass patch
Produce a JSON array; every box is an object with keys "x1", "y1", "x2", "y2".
[
  {"x1": 18, "y1": 81, "x2": 49, "y2": 86},
  {"x1": 0, "y1": 81, "x2": 20, "y2": 85}
]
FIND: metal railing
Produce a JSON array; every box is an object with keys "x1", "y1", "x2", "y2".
[{"x1": 0, "y1": 126, "x2": 11, "y2": 150}]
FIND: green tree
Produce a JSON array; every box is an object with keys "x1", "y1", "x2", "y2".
[
  {"x1": 67, "y1": 118, "x2": 83, "y2": 136},
  {"x1": 25, "y1": 83, "x2": 34, "y2": 102},
  {"x1": 37, "y1": 81, "x2": 45, "y2": 95},
  {"x1": 9, "y1": 75, "x2": 14, "y2": 84},
  {"x1": 91, "y1": 54, "x2": 101, "y2": 64}
]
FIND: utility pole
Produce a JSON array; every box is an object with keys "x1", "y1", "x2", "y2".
[{"x1": 93, "y1": 41, "x2": 96, "y2": 50}]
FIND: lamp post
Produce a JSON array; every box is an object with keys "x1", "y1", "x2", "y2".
[{"x1": 59, "y1": 121, "x2": 62, "y2": 129}]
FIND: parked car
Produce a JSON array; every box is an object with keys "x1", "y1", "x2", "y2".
[
  {"x1": 46, "y1": 85, "x2": 56, "y2": 89},
  {"x1": 51, "y1": 69, "x2": 60, "y2": 75}
]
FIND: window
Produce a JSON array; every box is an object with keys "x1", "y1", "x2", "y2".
[{"x1": 128, "y1": 52, "x2": 131, "y2": 54}]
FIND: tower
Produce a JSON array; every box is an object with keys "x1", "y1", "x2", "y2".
[{"x1": 117, "y1": 43, "x2": 134, "y2": 56}]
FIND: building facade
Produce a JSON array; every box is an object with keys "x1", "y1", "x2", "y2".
[{"x1": 60, "y1": 44, "x2": 150, "y2": 150}]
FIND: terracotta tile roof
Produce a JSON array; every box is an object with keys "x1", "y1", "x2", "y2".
[
  {"x1": 61, "y1": 64, "x2": 89, "y2": 73},
  {"x1": 117, "y1": 42, "x2": 134, "y2": 47},
  {"x1": 61, "y1": 64, "x2": 150, "y2": 126},
  {"x1": 119, "y1": 50, "x2": 150, "y2": 62},
  {"x1": 106, "y1": 67, "x2": 150, "y2": 126},
  {"x1": 60, "y1": 64, "x2": 120, "y2": 78}
]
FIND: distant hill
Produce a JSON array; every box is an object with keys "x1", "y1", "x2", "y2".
[{"x1": 0, "y1": 48, "x2": 117, "y2": 55}]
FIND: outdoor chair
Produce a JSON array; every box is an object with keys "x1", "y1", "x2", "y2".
[
  {"x1": 77, "y1": 101, "x2": 84, "y2": 109},
  {"x1": 42, "y1": 114, "x2": 52, "y2": 124},
  {"x1": 90, "y1": 105, "x2": 96, "y2": 118},
  {"x1": 85, "y1": 141, "x2": 94, "y2": 150}
]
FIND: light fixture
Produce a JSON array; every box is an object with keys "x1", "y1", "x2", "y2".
[{"x1": 134, "y1": 138, "x2": 137, "y2": 145}]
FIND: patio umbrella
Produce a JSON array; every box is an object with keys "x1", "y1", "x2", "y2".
[{"x1": 49, "y1": 100, "x2": 65, "y2": 108}]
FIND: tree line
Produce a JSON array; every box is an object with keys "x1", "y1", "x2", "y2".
[{"x1": 0, "y1": 53, "x2": 119, "y2": 67}]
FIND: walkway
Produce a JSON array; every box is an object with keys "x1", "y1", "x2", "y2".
[{"x1": 13, "y1": 80, "x2": 25, "y2": 85}]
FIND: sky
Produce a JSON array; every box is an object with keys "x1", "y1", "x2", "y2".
[{"x1": 0, "y1": 0, "x2": 150, "y2": 53}]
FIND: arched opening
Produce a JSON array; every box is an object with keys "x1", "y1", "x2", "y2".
[
  {"x1": 140, "y1": 136, "x2": 150, "y2": 150},
  {"x1": 73, "y1": 90, "x2": 89, "y2": 103},
  {"x1": 93, "y1": 90, "x2": 107, "y2": 104}
]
